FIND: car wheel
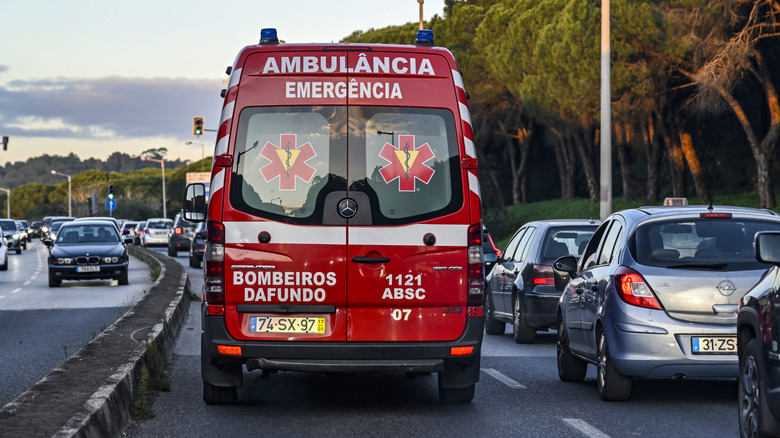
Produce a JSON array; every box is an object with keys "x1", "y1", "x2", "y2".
[
  {"x1": 597, "y1": 331, "x2": 632, "y2": 401},
  {"x1": 739, "y1": 338, "x2": 780, "y2": 436},
  {"x1": 16, "y1": 247, "x2": 21, "y2": 255},
  {"x1": 0, "y1": 258, "x2": 7, "y2": 271},
  {"x1": 484, "y1": 290, "x2": 505, "y2": 335},
  {"x1": 189, "y1": 251, "x2": 201, "y2": 268},
  {"x1": 168, "y1": 244, "x2": 177, "y2": 257},
  {"x1": 557, "y1": 320, "x2": 587, "y2": 382},
  {"x1": 118, "y1": 270, "x2": 129, "y2": 286},
  {"x1": 203, "y1": 381, "x2": 238, "y2": 405},
  {"x1": 512, "y1": 295, "x2": 536, "y2": 343},
  {"x1": 49, "y1": 275, "x2": 61, "y2": 287}
]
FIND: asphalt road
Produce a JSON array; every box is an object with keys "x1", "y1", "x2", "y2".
[
  {"x1": 0, "y1": 240, "x2": 153, "y2": 407},
  {"x1": 125, "y1": 248, "x2": 740, "y2": 438}
]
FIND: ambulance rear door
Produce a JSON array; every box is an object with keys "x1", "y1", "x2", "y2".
[
  {"x1": 223, "y1": 49, "x2": 350, "y2": 342},
  {"x1": 343, "y1": 50, "x2": 470, "y2": 342}
]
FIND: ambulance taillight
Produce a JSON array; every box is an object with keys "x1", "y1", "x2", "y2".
[
  {"x1": 467, "y1": 223, "x2": 484, "y2": 307},
  {"x1": 205, "y1": 221, "x2": 225, "y2": 306}
]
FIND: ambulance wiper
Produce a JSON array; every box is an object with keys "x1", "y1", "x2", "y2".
[{"x1": 237, "y1": 140, "x2": 259, "y2": 165}]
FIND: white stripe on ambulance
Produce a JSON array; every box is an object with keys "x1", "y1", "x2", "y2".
[{"x1": 223, "y1": 222, "x2": 468, "y2": 246}]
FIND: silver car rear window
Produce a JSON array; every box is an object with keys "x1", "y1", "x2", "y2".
[{"x1": 631, "y1": 218, "x2": 780, "y2": 270}]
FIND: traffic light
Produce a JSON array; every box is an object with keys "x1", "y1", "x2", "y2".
[
  {"x1": 193, "y1": 117, "x2": 204, "y2": 137},
  {"x1": 108, "y1": 184, "x2": 114, "y2": 200}
]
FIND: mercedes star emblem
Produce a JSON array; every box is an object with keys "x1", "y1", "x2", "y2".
[{"x1": 338, "y1": 198, "x2": 357, "y2": 219}]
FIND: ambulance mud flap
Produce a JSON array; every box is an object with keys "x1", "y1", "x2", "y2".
[{"x1": 201, "y1": 334, "x2": 242, "y2": 387}]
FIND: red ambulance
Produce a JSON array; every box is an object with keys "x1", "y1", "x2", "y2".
[{"x1": 183, "y1": 28, "x2": 484, "y2": 404}]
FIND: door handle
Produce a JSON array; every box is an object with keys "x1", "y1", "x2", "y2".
[{"x1": 352, "y1": 256, "x2": 390, "y2": 264}]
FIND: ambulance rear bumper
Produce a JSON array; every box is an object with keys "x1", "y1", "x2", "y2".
[{"x1": 202, "y1": 309, "x2": 483, "y2": 379}]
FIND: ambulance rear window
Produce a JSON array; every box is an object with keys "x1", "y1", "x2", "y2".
[
  {"x1": 231, "y1": 106, "x2": 342, "y2": 222},
  {"x1": 350, "y1": 106, "x2": 461, "y2": 222}
]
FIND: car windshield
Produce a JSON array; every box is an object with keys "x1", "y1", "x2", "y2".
[
  {"x1": 57, "y1": 225, "x2": 120, "y2": 243},
  {"x1": 0, "y1": 221, "x2": 16, "y2": 231},
  {"x1": 630, "y1": 218, "x2": 780, "y2": 270}
]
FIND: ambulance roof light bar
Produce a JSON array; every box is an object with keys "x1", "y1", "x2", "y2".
[
  {"x1": 416, "y1": 29, "x2": 435, "y2": 46},
  {"x1": 260, "y1": 28, "x2": 279, "y2": 44}
]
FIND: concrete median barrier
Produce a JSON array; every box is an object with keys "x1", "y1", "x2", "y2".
[{"x1": 0, "y1": 246, "x2": 190, "y2": 438}]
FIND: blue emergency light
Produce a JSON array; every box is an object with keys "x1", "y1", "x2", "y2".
[
  {"x1": 260, "y1": 28, "x2": 279, "y2": 44},
  {"x1": 415, "y1": 29, "x2": 434, "y2": 46}
]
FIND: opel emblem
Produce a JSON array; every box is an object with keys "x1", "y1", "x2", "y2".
[
  {"x1": 338, "y1": 198, "x2": 357, "y2": 219},
  {"x1": 716, "y1": 280, "x2": 737, "y2": 296}
]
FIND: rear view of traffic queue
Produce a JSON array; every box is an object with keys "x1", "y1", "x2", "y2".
[{"x1": 183, "y1": 28, "x2": 485, "y2": 404}]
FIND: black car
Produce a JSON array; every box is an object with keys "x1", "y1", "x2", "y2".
[
  {"x1": 484, "y1": 219, "x2": 598, "y2": 343},
  {"x1": 30, "y1": 221, "x2": 43, "y2": 239},
  {"x1": 167, "y1": 213, "x2": 196, "y2": 256},
  {"x1": 188, "y1": 221, "x2": 207, "y2": 268},
  {"x1": 45, "y1": 220, "x2": 132, "y2": 287},
  {"x1": 737, "y1": 231, "x2": 780, "y2": 436}
]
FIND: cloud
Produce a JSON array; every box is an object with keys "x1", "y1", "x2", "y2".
[{"x1": 0, "y1": 76, "x2": 224, "y2": 139}]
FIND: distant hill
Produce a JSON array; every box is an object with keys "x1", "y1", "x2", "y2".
[{"x1": 0, "y1": 152, "x2": 189, "y2": 189}]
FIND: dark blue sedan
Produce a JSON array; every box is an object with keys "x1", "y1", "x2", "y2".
[{"x1": 45, "y1": 220, "x2": 132, "y2": 287}]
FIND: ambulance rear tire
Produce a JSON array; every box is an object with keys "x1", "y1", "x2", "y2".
[
  {"x1": 438, "y1": 383, "x2": 475, "y2": 403},
  {"x1": 203, "y1": 381, "x2": 238, "y2": 405}
]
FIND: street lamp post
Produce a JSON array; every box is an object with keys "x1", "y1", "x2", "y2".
[
  {"x1": 142, "y1": 157, "x2": 167, "y2": 219},
  {"x1": 51, "y1": 170, "x2": 72, "y2": 217},
  {"x1": 0, "y1": 187, "x2": 9, "y2": 219},
  {"x1": 185, "y1": 141, "x2": 205, "y2": 160}
]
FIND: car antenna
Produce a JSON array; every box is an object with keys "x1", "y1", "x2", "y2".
[{"x1": 707, "y1": 162, "x2": 718, "y2": 211}]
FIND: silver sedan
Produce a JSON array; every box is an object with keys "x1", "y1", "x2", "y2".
[{"x1": 555, "y1": 205, "x2": 780, "y2": 401}]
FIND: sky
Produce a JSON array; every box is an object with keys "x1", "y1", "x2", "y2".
[{"x1": 0, "y1": 0, "x2": 447, "y2": 165}]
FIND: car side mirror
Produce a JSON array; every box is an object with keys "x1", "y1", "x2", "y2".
[
  {"x1": 553, "y1": 255, "x2": 578, "y2": 274},
  {"x1": 183, "y1": 183, "x2": 207, "y2": 222},
  {"x1": 43, "y1": 239, "x2": 53, "y2": 247},
  {"x1": 552, "y1": 255, "x2": 578, "y2": 292},
  {"x1": 756, "y1": 231, "x2": 780, "y2": 265}
]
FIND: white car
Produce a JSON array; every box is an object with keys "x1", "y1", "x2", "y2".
[
  {"x1": 0, "y1": 236, "x2": 8, "y2": 270},
  {"x1": 140, "y1": 218, "x2": 173, "y2": 247}
]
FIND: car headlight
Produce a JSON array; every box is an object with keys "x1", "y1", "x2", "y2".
[
  {"x1": 55, "y1": 258, "x2": 73, "y2": 265},
  {"x1": 12, "y1": 233, "x2": 19, "y2": 239},
  {"x1": 103, "y1": 256, "x2": 120, "y2": 263}
]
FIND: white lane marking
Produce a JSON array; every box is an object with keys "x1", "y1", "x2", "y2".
[
  {"x1": 482, "y1": 368, "x2": 526, "y2": 389},
  {"x1": 23, "y1": 281, "x2": 31, "y2": 286},
  {"x1": 0, "y1": 295, "x2": 6, "y2": 300},
  {"x1": 562, "y1": 419, "x2": 612, "y2": 438},
  {"x1": 11, "y1": 288, "x2": 21, "y2": 294}
]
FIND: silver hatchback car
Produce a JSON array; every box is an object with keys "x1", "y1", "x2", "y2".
[{"x1": 554, "y1": 205, "x2": 780, "y2": 401}]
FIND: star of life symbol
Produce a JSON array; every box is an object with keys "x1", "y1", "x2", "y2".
[
  {"x1": 378, "y1": 135, "x2": 435, "y2": 192},
  {"x1": 260, "y1": 134, "x2": 317, "y2": 191}
]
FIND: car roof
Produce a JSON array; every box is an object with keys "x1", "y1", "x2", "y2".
[
  {"x1": 618, "y1": 205, "x2": 780, "y2": 220},
  {"x1": 61, "y1": 220, "x2": 119, "y2": 228},
  {"x1": 523, "y1": 219, "x2": 600, "y2": 228}
]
